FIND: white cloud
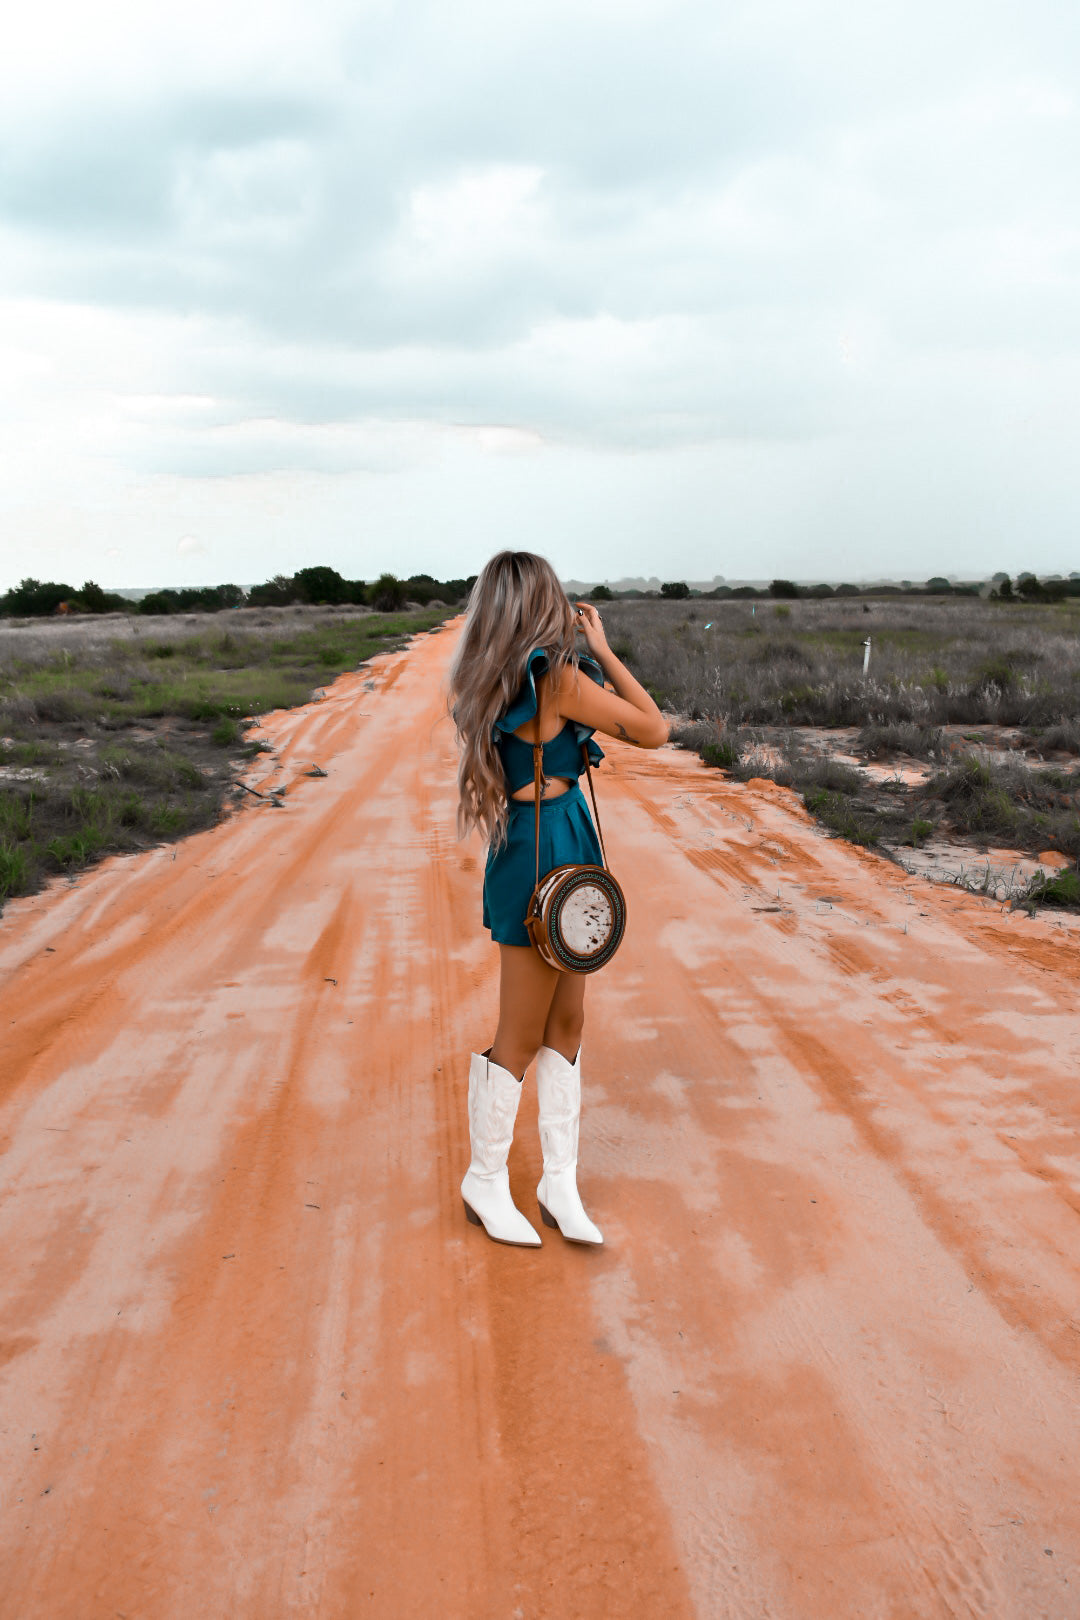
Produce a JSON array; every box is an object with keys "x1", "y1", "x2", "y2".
[
  {"x1": 1, "y1": 0, "x2": 1079, "y2": 587},
  {"x1": 407, "y1": 166, "x2": 546, "y2": 255}
]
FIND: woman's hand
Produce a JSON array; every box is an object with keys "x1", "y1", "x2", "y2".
[
  {"x1": 559, "y1": 599, "x2": 668, "y2": 748},
  {"x1": 574, "y1": 601, "x2": 610, "y2": 659}
]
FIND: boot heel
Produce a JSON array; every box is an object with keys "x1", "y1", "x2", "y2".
[
  {"x1": 538, "y1": 1202, "x2": 558, "y2": 1229},
  {"x1": 463, "y1": 1201, "x2": 482, "y2": 1226}
]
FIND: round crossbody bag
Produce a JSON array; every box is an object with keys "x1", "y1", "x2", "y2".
[{"x1": 523, "y1": 728, "x2": 627, "y2": 974}]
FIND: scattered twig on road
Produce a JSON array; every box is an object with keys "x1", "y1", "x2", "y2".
[{"x1": 233, "y1": 779, "x2": 286, "y2": 806}]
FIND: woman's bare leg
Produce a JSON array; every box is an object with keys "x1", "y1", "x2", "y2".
[
  {"x1": 541, "y1": 970, "x2": 586, "y2": 1062},
  {"x1": 489, "y1": 944, "x2": 561, "y2": 1079}
]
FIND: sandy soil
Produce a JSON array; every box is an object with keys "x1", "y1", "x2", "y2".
[{"x1": 2, "y1": 623, "x2": 1079, "y2": 1619}]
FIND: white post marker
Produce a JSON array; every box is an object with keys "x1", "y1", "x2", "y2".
[{"x1": 862, "y1": 636, "x2": 872, "y2": 675}]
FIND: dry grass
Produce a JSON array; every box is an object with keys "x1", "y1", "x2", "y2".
[
  {"x1": 0, "y1": 604, "x2": 450, "y2": 908},
  {"x1": 602, "y1": 594, "x2": 1080, "y2": 731},
  {"x1": 605, "y1": 595, "x2": 1080, "y2": 909},
  {"x1": 0, "y1": 601, "x2": 389, "y2": 670}
]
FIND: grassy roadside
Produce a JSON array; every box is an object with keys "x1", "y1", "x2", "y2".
[
  {"x1": 674, "y1": 720, "x2": 1080, "y2": 902},
  {"x1": 0, "y1": 605, "x2": 449, "y2": 909},
  {"x1": 601, "y1": 594, "x2": 1080, "y2": 729},
  {"x1": 600, "y1": 596, "x2": 1080, "y2": 912}
]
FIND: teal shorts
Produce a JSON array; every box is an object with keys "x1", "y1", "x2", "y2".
[{"x1": 483, "y1": 783, "x2": 604, "y2": 947}]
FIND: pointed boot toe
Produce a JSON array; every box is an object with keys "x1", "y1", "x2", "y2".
[
  {"x1": 460, "y1": 1052, "x2": 541, "y2": 1248},
  {"x1": 537, "y1": 1170, "x2": 604, "y2": 1245},
  {"x1": 461, "y1": 1170, "x2": 541, "y2": 1247},
  {"x1": 535, "y1": 1045, "x2": 603, "y2": 1246}
]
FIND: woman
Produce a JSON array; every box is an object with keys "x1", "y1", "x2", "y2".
[{"x1": 448, "y1": 551, "x2": 668, "y2": 1248}]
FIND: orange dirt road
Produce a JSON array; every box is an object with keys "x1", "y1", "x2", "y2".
[{"x1": 2, "y1": 623, "x2": 1079, "y2": 1619}]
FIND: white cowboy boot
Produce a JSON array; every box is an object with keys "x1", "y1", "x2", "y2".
[
  {"x1": 535, "y1": 1045, "x2": 603, "y2": 1246},
  {"x1": 461, "y1": 1051, "x2": 542, "y2": 1247}
]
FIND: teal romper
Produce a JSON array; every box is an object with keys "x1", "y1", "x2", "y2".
[{"x1": 482, "y1": 648, "x2": 606, "y2": 947}]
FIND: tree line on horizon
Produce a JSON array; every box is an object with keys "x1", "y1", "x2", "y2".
[
  {"x1": 0, "y1": 567, "x2": 476, "y2": 619},
  {"x1": 3, "y1": 565, "x2": 1079, "y2": 619},
  {"x1": 592, "y1": 571, "x2": 1080, "y2": 604}
]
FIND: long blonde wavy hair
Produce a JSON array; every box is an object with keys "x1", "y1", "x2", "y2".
[{"x1": 448, "y1": 550, "x2": 579, "y2": 848}]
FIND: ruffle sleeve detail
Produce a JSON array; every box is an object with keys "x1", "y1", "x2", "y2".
[
  {"x1": 493, "y1": 647, "x2": 606, "y2": 766},
  {"x1": 493, "y1": 647, "x2": 549, "y2": 735},
  {"x1": 577, "y1": 652, "x2": 604, "y2": 689}
]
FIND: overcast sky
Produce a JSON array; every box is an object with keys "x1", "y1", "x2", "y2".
[{"x1": 2, "y1": 0, "x2": 1078, "y2": 591}]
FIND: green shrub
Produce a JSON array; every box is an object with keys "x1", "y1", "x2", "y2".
[
  {"x1": 803, "y1": 789, "x2": 880, "y2": 845},
  {"x1": 47, "y1": 827, "x2": 107, "y2": 867},
  {"x1": 149, "y1": 802, "x2": 191, "y2": 836},
  {"x1": 99, "y1": 745, "x2": 203, "y2": 791},
  {"x1": 799, "y1": 758, "x2": 863, "y2": 796},
  {"x1": 702, "y1": 737, "x2": 740, "y2": 770},
  {"x1": 0, "y1": 790, "x2": 34, "y2": 841},
  {"x1": 931, "y1": 756, "x2": 991, "y2": 802},
  {"x1": 369, "y1": 573, "x2": 406, "y2": 612},
  {"x1": 0, "y1": 840, "x2": 27, "y2": 900},
  {"x1": 1026, "y1": 867, "x2": 1080, "y2": 908},
  {"x1": 779, "y1": 683, "x2": 819, "y2": 716},
  {"x1": 33, "y1": 688, "x2": 96, "y2": 723},
  {"x1": 924, "y1": 757, "x2": 1024, "y2": 838},
  {"x1": 972, "y1": 656, "x2": 1015, "y2": 693},
  {"x1": 858, "y1": 722, "x2": 942, "y2": 759}
]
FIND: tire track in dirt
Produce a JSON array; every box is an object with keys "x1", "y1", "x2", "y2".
[
  {"x1": 0, "y1": 629, "x2": 693, "y2": 1620},
  {"x1": 624, "y1": 754, "x2": 1080, "y2": 1361},
  {"x1": 1, "y1": 624, "x2": 1079, "y2": 1618},
  {"x1": 580, "y1": 746, "x2": 1080, "y2": 1615}
]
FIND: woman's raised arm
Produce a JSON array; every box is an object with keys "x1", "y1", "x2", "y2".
[{"x1": 553, "y1": 602, "x2": 669, "y2": 749}]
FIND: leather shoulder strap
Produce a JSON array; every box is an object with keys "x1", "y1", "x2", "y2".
[
  {"x1": 581, "y1": 744, "x2": 608, "y2": 869},
  {"x1": 530, "y1": 688, "x2": 609, "y2": 887},
  {"x1": 533, "y1": 712, "x2": 543, "y2": 892}
]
